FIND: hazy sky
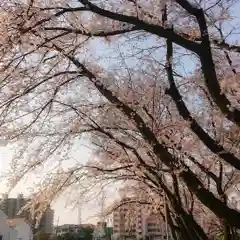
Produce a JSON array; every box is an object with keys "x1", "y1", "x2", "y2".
[
  {"x1": 0, "y1": 140, "x2": 119, "y2": 226},
  {"x1": 0, "y1": 143, "x2": 105, "y2": 225}
]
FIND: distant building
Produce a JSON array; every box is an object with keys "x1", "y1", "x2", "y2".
[
  {"x1": 0, "y1": 194, "x2": 54, "y2": 233},
  {"x1": 54, "y1": 224, "x2": 81, "y2": 236},
  {"x1": 230, "y1": 196, "x2": 240, "y2": 210},
  {"x1": 0, "y1": 194, "x2": 25, "y2": 219},
  {"x1": 8, "y1": 218, "x2": 33, "y2": 240},
  {"x1": 54, "y1": 224, "x2": 95, "y2": 239},
  {"x1": 54, "y1": 224, "x2": 86, "y2": 236},
  {"x1": 112, "y1": 197, "x2": 169, "y2": 240}
]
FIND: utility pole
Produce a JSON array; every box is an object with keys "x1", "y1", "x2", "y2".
[
  {"x1": 100, "y1": 190, "x2": 106, "y2": 222},
  {"x1": 56, "y1": 216, "x2": 59, "y2": 227},
  {"x1": 78, "y1": 202, "x2": 82, "y2": 225}
]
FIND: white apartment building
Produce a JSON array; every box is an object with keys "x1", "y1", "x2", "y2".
[
  {"x1": 54, "y1": 224, "x2": 82, "y2": 236},
  {"x1": 112, "y1": 198, "x2": 169, "y2": 240},
  {"x1": 0, "y1": 210, "x2": 17, "y2": 240},
  {"x1": 8, "y1": 218, "x2": 33, "y2": 240},
  {"x1": 54, "y1": 224, "x2": 95, "y2": 236}
]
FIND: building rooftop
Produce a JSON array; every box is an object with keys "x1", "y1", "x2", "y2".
[{"x1": 55, "y1": 224, "x2": 95, "y2": 229}]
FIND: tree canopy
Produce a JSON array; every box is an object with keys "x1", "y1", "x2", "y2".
[{"x1": 0, "y1": 0, "x2": 239, "y2": 239}]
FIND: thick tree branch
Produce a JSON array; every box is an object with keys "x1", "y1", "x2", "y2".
[
  {"x1": 85, "y1": 165, "x2": 134, "y2": 173},
  {"x1": 179, "y1": 167, "x2": 240, "y2": 228},
  {"x1": 188, "y1": 155, "x2": 219, "y2": 183},
  {"x1": 60, "y1": 48, "x2": 240, "y2": 229},
  {"x1": 21, "y1": 7, "x2": 87, "y2": 33},
  {"x1": 211, "y1": 39, "x2": 240, "y2": 53},
  {"x1": 174, "y1": 0, "x2": 200, "y2": 15},
  {"x1": 44, "y1": 26, "x2": 139, "y2": 37},
  {"x1": 175, "y1": 0, "x2": 240, "y2": 125},
  {"x1": 165, "y1": 30, "x2": 240, "y2": 170},
  {"x1": 78, "y1": 0, "x2": 200, "y2": 53},
  {"x1": 198, "y1": 9, "x2": 240, "y2": 126}
]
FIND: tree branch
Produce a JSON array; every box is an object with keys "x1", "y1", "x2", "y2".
[
  {"x1": 175, "y1": 0, "x2": 240, "y2": 125},
  {"x1": 21, "y1": 7, "x2": 88, "y2": 33},
  {"x1": 78, "y1": 0, "x2": 200, "y2": 53},
  {"x1": 57, "y1": 45, "x2": 240, "y2": 229},
  {"x1": 165, "y1": 29, "x2": 240, "y2": 170},
  {"x1": 44, "y1": 26, "x2": 139, "y2": 37}
]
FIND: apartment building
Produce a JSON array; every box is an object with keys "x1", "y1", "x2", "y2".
[
  {"x1": 145, "y1": 214, "x2": 167, "y2": 240},
  {"x1": 54, "y1": 224, "x2": 95, "y2": 236},
  {"x1": 112, "y1": 198, "x2": 169, "y2": 240},
  {"x1": 0, "y1": 194, "x2": 54, "y2": 233},
  {"x1": 112, "y1": 198, "x2": 143, "y2": 240},
  {"x1": 0, "y1": 194, "x2": 25, "y2": 219},
  {"x1": 54, "y1": 224, "x2": 82, "y2": 236}
]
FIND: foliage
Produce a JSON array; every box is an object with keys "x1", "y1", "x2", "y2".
[
  {"x1": 36, "y1": 232, "x2": 52, "y2": 240},
  {"x1": 81, "y1": 227, "x2": 94, "y2": 240},
  {"x1": 0, "y1": 0, "x2": 240, "y2": 239},
  {"x1": 56, "y1": 227, "x2": 94, "y2": 240},
  {"x1": 57, "y1": 233, "x2": 77, "y2": 240}
]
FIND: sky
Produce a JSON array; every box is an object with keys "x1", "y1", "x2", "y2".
[
  {"x1": 0, "y1": 140, "x2": 119, "y2": 226},
  {"x1": 0, "y1": 143, "x2": 99, "y2": 225}
]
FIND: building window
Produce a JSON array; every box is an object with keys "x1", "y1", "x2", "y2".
[{"x1": 147, "y1": 223, "x2": 156, "y2": 227}]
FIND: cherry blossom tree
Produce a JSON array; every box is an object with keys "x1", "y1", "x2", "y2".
[{"x1": 0, "y1": 0, "x2": 240, "y2": 239}]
